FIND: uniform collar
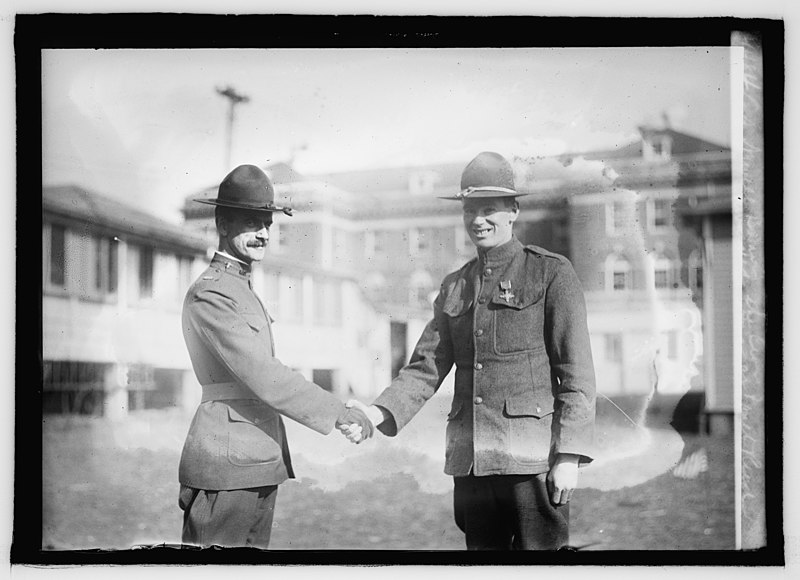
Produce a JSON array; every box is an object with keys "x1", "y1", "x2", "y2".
[
  {"x1": 211, "y1": 251, "x2": 252, "y2": 278},
  {"x1": 476, "y1": 236, "x2": 523, "y2": 268}
]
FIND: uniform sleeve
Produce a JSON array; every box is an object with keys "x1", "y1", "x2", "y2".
[
  {"x1": 545, "y1": 259, "x2": 597, "y2": 462},
  {"x1": 187, "y1": 287, "x2": 345, "y2": 434},
  {"x1": 372, "y1": 286, "x2": 455, "y2": 436}
]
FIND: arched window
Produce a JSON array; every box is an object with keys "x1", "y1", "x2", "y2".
[{"x1": 652, "y1": 254, "x2": 674, "y2": 290}]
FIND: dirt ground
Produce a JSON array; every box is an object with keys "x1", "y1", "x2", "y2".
[{"x1": 40, "y1": 402, "x2": 735, "y2": 553}]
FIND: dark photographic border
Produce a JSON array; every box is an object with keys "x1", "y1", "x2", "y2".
[{"x1": 14, "y1": 13, "x2": 784, "y2": 567}]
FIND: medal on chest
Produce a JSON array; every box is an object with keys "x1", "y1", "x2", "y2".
[{"x1": 499, "y1": 280, "x2": 515, "y2": 303}]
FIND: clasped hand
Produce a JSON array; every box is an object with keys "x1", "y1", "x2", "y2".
[{"x1": 336, "y1": 399, "x2": 379, "y2": 444}]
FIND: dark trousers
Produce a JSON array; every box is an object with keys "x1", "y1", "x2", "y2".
[
  {"x1": 453, "y1": 473, "x2": 569, "y2": 550},
  {"x1": 179, "y1": 484, "x2": 278, "y2": 549}
]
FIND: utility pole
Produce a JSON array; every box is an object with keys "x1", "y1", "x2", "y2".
[{"x1": 216, "y1": 85, "x2": 250, "y2": 171}]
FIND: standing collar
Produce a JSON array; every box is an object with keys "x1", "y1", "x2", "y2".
[
  {"x1": 211, "y1": 251, "x2": 252, "y2": 277},
  {"x1": 476, "y1": 236, "x2": 523, "y2": 267}
]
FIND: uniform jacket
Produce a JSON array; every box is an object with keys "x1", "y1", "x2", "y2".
[
  {"x1": 374, "y1": 237, "x2": 596, "y2": 477},
  {"x1": 179, "y1": 253, "x2": 345, "y2": 490}
]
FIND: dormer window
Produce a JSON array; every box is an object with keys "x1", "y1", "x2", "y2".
[{"x1": 643, "y1": 134, "x2": 672, "y2": 161}]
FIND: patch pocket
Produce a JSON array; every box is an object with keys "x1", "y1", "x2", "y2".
[
  {"x1": 504, "y1": 393, "x2": 553, "y2": 419},
  {"x1": 491, "y1": 286, "x2": 545, "y2": 355},
  {"x1": 503, "y1": 393, "x2": 554, "y2": 464},
  {"x1": 226, "y1": 403, "x2": 281, "y2": 466}
]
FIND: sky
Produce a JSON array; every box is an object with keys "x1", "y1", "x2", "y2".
[{"x1": 42, "y1": 47, "x2": 732, "y2": 223}]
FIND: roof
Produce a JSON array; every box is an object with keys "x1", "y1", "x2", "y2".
[
  {"x1": 44, "y1": 185, "x2": 208, "y2": 253},
  {"x1": 577, "y1": 127, "x2": 730, "y2": 161}
]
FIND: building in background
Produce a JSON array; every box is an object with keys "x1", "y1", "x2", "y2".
[
  {"x1": 42, "y1": 186, "x2": 208, "y2": 419},
  {"x1": 43, "y1": 125, "x2": 732, "y2": 435}
]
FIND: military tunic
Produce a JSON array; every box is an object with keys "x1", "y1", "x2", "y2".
[
  {"x1": 374, "y1": 237, "x2": 596, "y2": 476},
  {"x1": 179, "y1": 253, "x2": 346, "y2": 491}
]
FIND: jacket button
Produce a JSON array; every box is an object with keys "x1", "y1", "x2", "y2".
[
  {"x1": 478, "y1": 297, "x2": 486, "y2": 304},
  {"x1": 474, "y1": 396, "x2": 483, "y2": 405},
  {"x1": 536, "y1": 406, "x2": 542, "y2": 414},
  {"x1": 484, "y1": 268, "x2": 492, "y2": 276},
  {"x1": 474, "y1": 362, "x2": 483, "y2": 370},
  {"x1": 474, "y1": 329, "x2": 483, "y2": 337}
]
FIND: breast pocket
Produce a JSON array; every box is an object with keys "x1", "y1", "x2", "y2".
[
  {"x1": 225, "y1": 401, "x2": 282, "y2": 466},
  {"x1": 491, "y1": 287, "x2": 545, "y2": 355}
]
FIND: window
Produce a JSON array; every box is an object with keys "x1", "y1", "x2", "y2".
[
  {"x1": 649, "y1": 198, "x2": 672, "y2": 231},
  {"x1": 408, "y1": 170, "x2": 440, "y2": 196},
  {"x1": 652, "y1": 255, "x2": 673, "y2": 290},
  {"x1": 49, "y1": 223, "x2": 67, "y2": 288},
  {"x1": 605, "y1": 334, "x2": 623, "y2": 363},
  {"x1": 94, "y1": 235, "x2": 118, "y2": 296},
  {"x1": 606, "y1": 200, "x2": 628, "y2": 236},
  {"x1": 139, "y1": 246, "x2": 154, "y2": 299},
  {"x1": 644, "y1": 135, "x2": 672, "y2": 161},
  {"x1": 411, "y1": 227, "x2": 436, "y2": 255},
  {"x1": 42, "y1": 360, "x2": 106, "y2": 415},
  {"x1": 606, "y1": 254, "x2": 631, "y2": 292},
  {"x1": 365, "y1": 229, "x2": 389, "y2": 258}
]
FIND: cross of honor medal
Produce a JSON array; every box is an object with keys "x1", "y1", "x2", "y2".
[{"x1": 499, "y1": 280, "x2": 515, "y2": 303}]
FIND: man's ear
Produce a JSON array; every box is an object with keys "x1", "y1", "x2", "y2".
[
  {"x1": 509, "y1": 202, "x2": 520, "y2": 223},
  {"x1": 216, "y1": 215, "x2": 228, "y2": 237}
]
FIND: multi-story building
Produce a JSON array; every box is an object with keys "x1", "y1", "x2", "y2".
[
  {"x1": 295, "y1": 127, "x2": 729, "y2": 429},
  {"x1": 179, "y1": 126, "x2": 732, "y2": 431},
  {"x1": 43, "y1": 183, "x2": 392, "y2": 419},
  {"x1": 42, "y1": 185, "x2": 208, "y2": 418}
]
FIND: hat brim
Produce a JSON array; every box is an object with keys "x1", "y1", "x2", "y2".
[
  {"x1": 194, "y1": 198, "x2": 291, "y2": 214},
  {"x1": 437, "y1": 190, "x2": 530, "y2": 200}
]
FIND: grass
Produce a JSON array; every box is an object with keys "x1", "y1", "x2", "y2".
[{"x1": 39, "y1": 402, "x2": 735, "y2": 553}]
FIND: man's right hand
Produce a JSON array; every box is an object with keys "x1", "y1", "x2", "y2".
[
  {"x1": 338, "y1": 400, "x2": 386, "y2": 443},
  {"x1": 335, "y1": 406, "x2": 374, "y2": 444}
]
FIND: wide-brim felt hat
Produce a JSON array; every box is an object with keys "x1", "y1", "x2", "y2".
[
  {"x1": 195, "y1": 164, "x2": 293, "y2": 215},
  {"x1": 439, "y1": 151, "x2": 530, "y2": 200}
]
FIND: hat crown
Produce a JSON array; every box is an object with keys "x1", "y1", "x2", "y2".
[
  {"x1": 218, "y1": 164, "x2": 276, "y2": 206},
  {"x1": 460, "y1": 151, "x2": 516, "y2": 193}
]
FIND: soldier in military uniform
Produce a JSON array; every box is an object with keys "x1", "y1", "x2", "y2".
[
  {"x1": 345, "y1": 152, "x2": 596, "y2": 550},
  {"x1": 178, "y1": 164, "x2": 373, "y2": 549}
]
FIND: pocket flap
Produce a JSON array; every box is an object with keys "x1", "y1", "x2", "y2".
[
  {"x1": 504, "y1": 393, "x2": 553, "y2": 418},
  {"x1": 491, "y1": 284, "x2": 544, "y2": 310},
  {"x1": 227, "y1": 402, "x2": 273, "y2": 426}
]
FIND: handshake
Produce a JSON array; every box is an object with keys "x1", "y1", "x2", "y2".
[{"x1": 335, "y1": 400, "x2": 385, "y2": 444}]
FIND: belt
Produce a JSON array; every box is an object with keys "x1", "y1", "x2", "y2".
[{"x1": 201, "y1": 382, "x2": 256, "y2": 402}]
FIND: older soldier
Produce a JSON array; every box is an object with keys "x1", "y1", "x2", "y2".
[
  {"x1": 178, "y1": 164, "x2": 373, "y2": 549},
  {"x1": 346, "y1": 152, "x2": 596, "y2": 550}
]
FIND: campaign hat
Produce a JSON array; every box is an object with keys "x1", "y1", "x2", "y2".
[
  {"x1": 439, "y1": 151, "x2": 529, "y2": 200},
  {"x1": 194, "y1": 164, "x2": 293, "y2": 215}
]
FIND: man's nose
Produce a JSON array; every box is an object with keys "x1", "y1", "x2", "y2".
[{"x1": 256, "y1": 227, "x2": 269, "y2": 240}]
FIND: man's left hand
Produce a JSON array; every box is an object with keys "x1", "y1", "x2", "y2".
[{"x1": 546, "y1": 453, "x2": 580, "y2": 506}]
